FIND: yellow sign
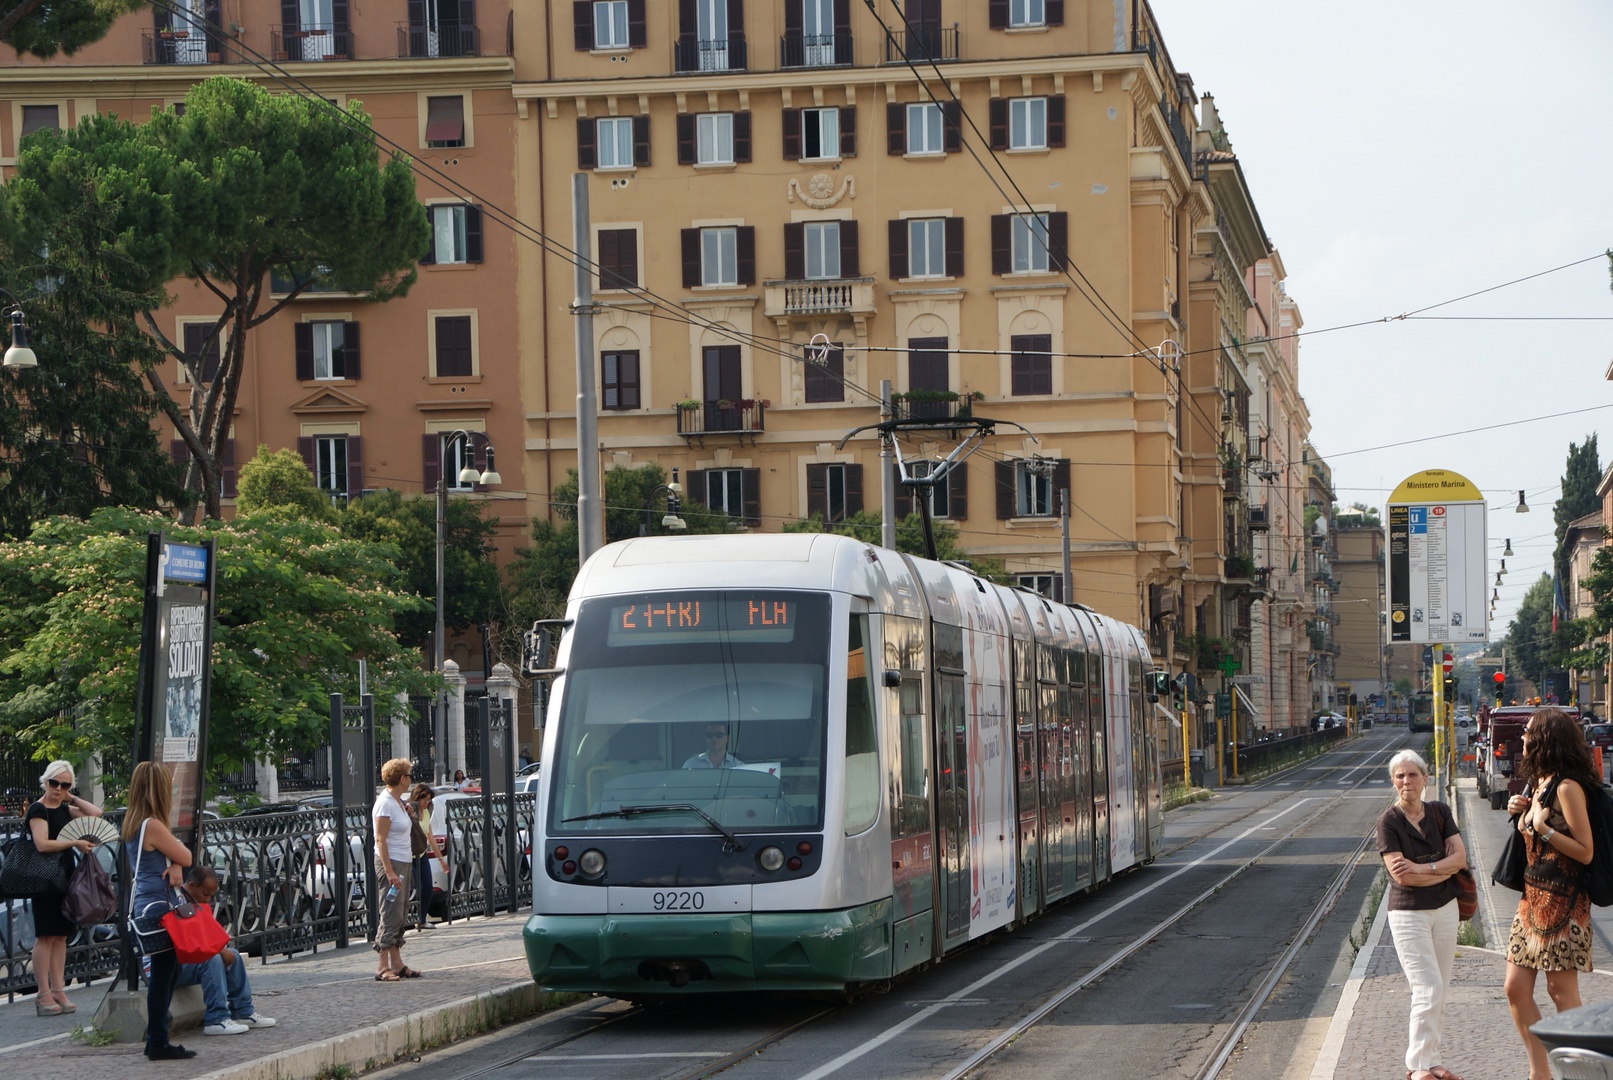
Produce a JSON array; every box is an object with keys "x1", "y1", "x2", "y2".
[{"x1": 1387, "y1": 469, "x2": 1484, "y2": 505}]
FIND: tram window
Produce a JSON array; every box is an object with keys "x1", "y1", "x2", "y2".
[
  {"x1": 845, "y1": 614, "x2": 879, "y2": 835},
  {"x1": 896, "y1": 678, "x2": 927, "y2": 837}
]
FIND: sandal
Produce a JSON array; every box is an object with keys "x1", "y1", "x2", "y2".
[
  {"x1": 1429, "y1": 1070, "x2": 1464, "y2": 1080},
  {"x1": 374, "y1": 971, "x2": 401, "y2": 982},
  {"x1": 398, "y1": 966, "x2": 423, "y2": 978}
]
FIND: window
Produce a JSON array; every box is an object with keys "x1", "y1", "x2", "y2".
[
  {"x1": 597, "y1": 228, "x2": 638, "y2": 289},
  {"x1": 702, "y1": 227, "x2": 737, "y2": 286},
  {"x1": 593, "y1": 0, "x2": 628, "y2": 47},
  {"x1": 1012, "y1": 213, "x2": 1051, "y2": 272},
  {"x1": 906, "y1": 336, "x2": 949, "y2": 418},
  {"x1": 803, "y1": 342, "x2": 843, "y2": 403},
  {"x1": 805, "y1": 221, "x2": 840, "y2": 279},
  {"x1": 424, "y1": 96, "x2": 465, "y2": 148},
  {"x1": 425, "y1": 204, "x2": 482, "y2": 265},
  {"x1": 807, "y1": 462, "x2": 861, "y2": 522},
  {"x1": 801, "y1": 108, "x2": 839, "y2": 159},
  {"x1": 908, "y1": 218, "x2": 946, "y2": 278},
  {"x1": 315, "y1": 435, "x2": 349, "y2": 499},
  {"x1": 906, "y1": 103, "x2": 943, "y2": 153},
  {"x1": 1010, "y1": 0, "x2": 1044, "y2": 26},
  {"x1": 909, "y1": 460, "x2": 950, "y2": 517},
  {"x1": 1011, "y1": 333, "x2": 1052, "y2": 396},
  {"x1": 1010, "y1": 97, "x2": 1047, "y2": 149},
  {"x1": 596, "y1": 116, "x2": 634, "y2": 168},
  {"x1": 182, "y1": 323, "x2": 220, "y2": 384},
  {"x1": 991, "y1": 211, "x2": 1065, "y2": 275},
  {"x1": 444, "y1": 433, "x2": 475, "y2": 491},
  {"x1": 844, "y1": 613, "x2": 878, "y2": 835},
  {"x1": 705, "y1": 468, "x2": 745, "y2": 515},
  {"x1": 294, "y1": 320, "x2": 359, "y2": 380},
  {"x1": 601, "y1": 351, "x2": 639, "y2": 409},
  {"x1": 697, "y1": 112, "x2": 733, "y2": 164},
  {"x1": 434, "y1": 315, "x2": 473, "y2": 377},
  {"x1": 800, "y1": 0, "x2": 836, "y2": 65},
  {"x1": 1016, "y1": 462, "x2": 1053, "y2": 517},
  {"x1": 1017, "y1": 574, "x2": 1062, "y2": 601},
  {"x1": 19, "y1": 104, "x2": 59, "y2": 138}
]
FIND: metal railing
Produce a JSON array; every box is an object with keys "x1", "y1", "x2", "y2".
[
  {"x1": 1232, "y1": 725, "x2": 1348, "y2": 775},
  {"x1": 782, "y1": 280, "x2": 854, "y2": 314},
  {"x1": 883, "y1": 25, "x2": 957, "y2": 63},
  {"x1": 674, "y1": 36, "x2": 746, "y2": 72},
  {"x1": 439, "y1": 793, "x2": 533, "y2": 920},
  {"x1": 397, "y1": 21, "x2": 480, "y2": 57},
  {"x1": 142, "y1": 26, "x2": 228, "y2": 65},
  {"x1": 677, "y1": 401, "x2": 765, "y2": 436},
  {"x1": 780, "y1": 31, "x2": 851, "y2": 68},
  {"x1": 270, "y1": 23, "x2": 353, "y2": 61}
]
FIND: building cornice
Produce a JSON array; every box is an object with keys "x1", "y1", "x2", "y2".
[{"x1": 0, "y1": 56, "x2": 513, "y2": 93}]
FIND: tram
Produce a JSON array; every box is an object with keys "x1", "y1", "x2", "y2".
[
  {"x1": 522, "y1": 533, "x2": 1165, "y2": 994},
  {"x1": 1409, "y1": 690, "x2": 1436, "y2": 733}
]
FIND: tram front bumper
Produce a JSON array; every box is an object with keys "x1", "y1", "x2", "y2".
[{"x1": 523, "y1": 901, "x2": 891, "y2": 993}]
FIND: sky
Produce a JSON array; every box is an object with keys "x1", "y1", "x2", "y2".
[{"x1": 1149, "y1": 0, "x2": 1613, "y2": 636}]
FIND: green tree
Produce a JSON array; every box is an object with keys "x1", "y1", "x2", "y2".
[
  {"x1": 0, "y1": 0, "x2": 147, "y2": 59},
  {"x1": 1506, "y1": 572, "x2": 1557, "y2": 696},
  {"x1": 0, "y1": 507, "x2": 435, "y2": 778},
  {"x1": 235, "y1": 445, "x2": 335, "y2": 521},
  {"x1": 1553, "y1": 434, "x2": 1601, "y2": 596},
  {"x1": 8, "y1": 77, "x2": 429, "y2": 520}
]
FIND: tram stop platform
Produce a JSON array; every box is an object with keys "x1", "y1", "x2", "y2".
[{"x1": 0, "y1": 911, "x2": 558, "y2": 1080}]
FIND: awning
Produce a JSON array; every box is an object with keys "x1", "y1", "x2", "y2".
[
  {"x1": 1234, "y1": 686, "x2": 1262, "y2": 720},
  {"x1": 1154, "y1": 702, "x2": 1182, "y2": 729},
  {"x1": 424, "y1": 96, "x2": 464, "y2": 145}
]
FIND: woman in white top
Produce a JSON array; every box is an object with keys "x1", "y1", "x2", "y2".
[{"x1": 372, "y1": 758, "x2": 419, "y2": 980}]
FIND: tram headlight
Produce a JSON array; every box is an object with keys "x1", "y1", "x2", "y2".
[
  {"x1": 578, "y1": 849, "x2": 606, "y2": 878},
  {"x1": 758, "y1": 846, "x2": 785, "y2": 872}
]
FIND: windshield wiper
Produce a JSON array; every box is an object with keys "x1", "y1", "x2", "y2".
[{"x1": 563, "y1": 804, "x2": 747, "y2": 853}]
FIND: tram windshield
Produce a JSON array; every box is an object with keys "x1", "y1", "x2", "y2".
[{"x1": 548, "y1": 590, "x2": 830, "y2": 835}]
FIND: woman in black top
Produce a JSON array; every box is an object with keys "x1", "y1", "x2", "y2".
[{"x1": 25, "y1": 760, "x2": 101, "y2": 1017}]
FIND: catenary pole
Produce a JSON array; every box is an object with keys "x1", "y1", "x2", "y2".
[
  {"x1": 1060, "y1": 488, "x2": 1072, "y2": 601},
  {"x1": 573, "y1": 173, "x2": 603, "y2": 563},
  {"x1": 880, "y1": 379, "x2": 896, "y2": 550}
]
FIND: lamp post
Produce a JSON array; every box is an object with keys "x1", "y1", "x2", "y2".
[
  {"x1": 434, "y1": 429, "x2": 501, "y2": 783},
  {"x1": 0, "y1": 289, "x2": 37, "y2": 370},
  {"x1": 640, "y1": 468, "x2": 687, "y2": 535}
]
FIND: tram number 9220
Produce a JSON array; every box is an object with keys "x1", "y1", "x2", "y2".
[{"x1": 653, "y1": 891, "x2": 705, "y2": 911}]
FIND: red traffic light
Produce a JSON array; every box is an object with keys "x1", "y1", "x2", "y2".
[{"x1": 1493, "y1": 671, "x2": 1506, "y2": 684}]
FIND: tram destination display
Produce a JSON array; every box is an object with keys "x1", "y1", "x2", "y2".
[{"x1": 607, "y1": 594, "x2": 798, "y2": 645}]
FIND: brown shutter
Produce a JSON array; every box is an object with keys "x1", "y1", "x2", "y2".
[
  {"x1": 781, "y1": 108, "x2": 800, "y2": 159},
  {"x1": 342, "y1": 321, "x2": 361, "y2": 380},
  {"x1": 735, "y1": 225, "x2": 756, "y2": 285},
  {"x1": 294, "y1": 321, "x2": 314, "y2": 380},
  {"x1": 888, "y1": 218, "x2": 908, "y2": 279},
  {"x1": 678, "y1": 0, "x2": 695, "y2": 41},
  {"x1": 627, "y1": 0, "x2": 647, "y2": 46},
  {"x1": 221, "y1": 438, "x2": 237, "y2": 498},
  {"x1": 685, "y1": 469, "x2": 706, "y2": 506},
  {"x1": 470, "y1": 432, "x2": 490, "y2": 492},
  {"x1": 297, "y1": 437, "x2": 316, "y2": 469},
  {"x1": 155, "y1": 1, "x2": 171, "y2": 30},
  {"x1": 726, "y1": 0, "x2": 743, "y2": 42},
  {"x1": 988, "y1": 0, "x2": 1009, "y2": 28},
  {"x1": 995, "y1": 460, "x2": 1015, "y2": 519},
  {"x1": 1052, "y1": 575, "x2": 1063, "y2": 604},
  {"x1": 1046, "y1": 0, "x2": 1064, "y2": 26},
  {"x1": 423, "y1": 434, "x2": 440, "y2": 490},
  {"x1": 280, "y1": 0, "x2": 298, "y2": 36},
  {"x1": 573, "y1": 0, "x2": 591, "y2": 49},
  {"x1": 681, "y1": 228, "x2": 701, "y2": 287},
  {"x1": 988, "y1": 98, "x2": 1008, "y2": 149},
  {"x1": 733, "y1": 111, "x2": 751, "y2": 161},
  {"x1": 598, "y1": 229, "x2": 619, "y2": 286},
  {"x1": 620, "y1": 352, "x2": 639, "y2": 408},
  {"x1": 990, "y1": 214, "x2": 1011, "y2": 275},
  {"x1": 576, "y1": 116, "x2": 596, "y2": 168},
  {"x1": 619, "y1": 229, "x2": 638, "y2": 287},
  {"x1": 943, "y1": 101, "x2": 962, "y2": 152},
  {"x1": 1048, "y1": 211, "x2": 1068, "y2": 271},
  {"x1": 741, "y1": 468, "x2": 760, "y2": 525},
  {"x1": 1053, "y1": 460, "x2": 1071, "y2": 506},
  {"x1": 171, "y1": 439, "x2": 189, "y2": 466},
  {"x1": 465, "y1": 205, "x2": 483, "y2": 263},
  {"x1": 944, "y1": 216, "x2": 964, "y2": 277},
  {"x1": 886, "y1": 102, "x2": 905, "y2": 155},
  {"x1": 346, "y1": 436, "x2": 364, "y2": 498},
  {"x1": 784, "y1": 0, "x2": 801, "y2": 33},
  {"x1": 844, "y1": 464, "x2": 863, "y2": 515},
  {"x1": 676, "y1": 113, "x2": 695, "y2": 164},
  {"x1": 784, "y1": 222, "x2": 805, "y2": 280},
  {"x1": 331, "y1": 0, "x2": 349, "y2": 34},
  {"x1": 839, "y1": 106, "x2": 856, "y2": 157},
  {"x1": 839, "y1": 219, "x2": 859, "y2": 277},
  {"x1": 602, "y1": 352, "x2": 620, "y2": 409},
  {"x1": 1047, "y1": 95, "x2": 1065, "y2": 147},
  {"x1": 948, "y1": 460, "x2": 968, "y2": 519},
  {"x1": 806, "y1": 463, "x2": 828, "y2": 519},
  {"x1": 894, "y1": 477, "x2": 913, "y2": 519},
  {"x1": 633, "y1": 114, "x2": 651, "y2": 166}
]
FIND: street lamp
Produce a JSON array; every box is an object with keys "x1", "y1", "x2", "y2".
[
  {"x1": 434, "y1": 429, "x2": 501, "y2": 784},
  {"x1": 1516, "y1": 490, "x2": 1530, "y2": 513},
  {"x1": 0, "y1": 289, "x2": 36, "y2": 370},
  {"x1": 640, "y1": 467, "x2": 687, "y2": 535}
]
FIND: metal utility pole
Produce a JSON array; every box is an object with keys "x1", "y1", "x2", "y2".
[
  {"x1": 435, "y1": 467, "x2": 446, "y2": 784},
  {"x1": 880, "y1": 379, "x2": 896, "y2": 550},
  {"x1": 1060, "y1": 487, "x2": 1072, "y2": 602},
  {"x1": 572, "y1": 173, "x2": 604, "y2": 564}
]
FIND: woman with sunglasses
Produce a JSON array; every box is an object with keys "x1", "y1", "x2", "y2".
[
  {"x1": 1503, "y1": 707, "x2": 1598, "y2": 1080},
  {"x1": 26, "y1": 761, "x2": 101, "y2": 1017}
]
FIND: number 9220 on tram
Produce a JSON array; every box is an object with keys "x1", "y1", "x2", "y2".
[{"x1": 524, "y1": 532, "x2": 1165, "y2": 995}]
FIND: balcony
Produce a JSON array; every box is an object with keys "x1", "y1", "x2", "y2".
[
  {"x1": 780, "y1": 31, "x2": 852, "y2": 68},
  {"x1": 764, "y1": 278, "x2": 875, "y2": 319},
  {"x1": 890, "y1": 391, "x2": 982, "y2": 423},
  {"x1": 1248, "y1": 505, "x2": 1270, "y2": 532},
  {"x1": 677, "y1": 400, "x2": 765, "y2": 445},
  {"x1": 883, "y1": 25, "x2": 957, "y2": 63},
  {"x1": 142, "y1": 26, "x2": 228, "y2": 65},
  {"x1": 397, "y1": 22, "x2": 480, "y2": 58},
  {"x1": 675, "y1": 36, "x2": 747, "y2": 73},
  {"x1": 1221, "y1": 468, "x2": 1242, "y2": 498},
  {"x1": 271, "y1": 24, "x2": 353, "y2": 61}
]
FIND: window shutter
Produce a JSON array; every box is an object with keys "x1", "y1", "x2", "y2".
[
  {"x1": 726, "y1": 0, "x2": 743, "y2": 37},
  {"x1": 988, "y1": 0, "x2": 1008, "y2": 28},
  {"x1": 295, "y1": 322, "x2": 314, "y2": 380},
  {"x1": 342, "y1": 321, "x2": 361, "y2": 380},
  {"x1": 782, "y1": 108, "x2": 800, "y2": 160},
  {"x1": 886, "y1": 102, "x2": 905, "y2": 155},
  {"x1": 471, "y1": 432, "x2": 490, "y2": 492},
  {"x1": 943, "y1": 101, "x2": 962, "y2": 152},
  {"x1": 1052, "y1": 575, "x2": 1063, "y2": 604},
  {"x1": 844, "y1": 464, "x2": 863, "y2": 515},
  {"x1": 598, "y1": 229, "x2": 618, "y2": 286},
  {"x1": 1047, "y1": 95, "x2": 1065, "y2": 147},
  {"x1": 423, "y1": 434, "x2": 440, "y2": 490},
  {"x1": 733, "y1": 111, "x2": 751, "y2": 161},
  {"x1": 627, "y1": 0, "x2": 647, "y2": 46},
  {"x1": 633, "y1": 114, "x2": 651, "y2": 166},
  {"x1": 685, "y1": 469, "x2": 706, "y2": 506},
  {"x1": 421, "y1": 207, "x2": 438, "y2": 264},
  {"x1": 1046, "y1": 0, "x2": 1064, "y2": 26},
  {"x1": 995, "y1": 460, "x2": 1015, "y2": 519},
  {"x1": 681, "y1": 228, "x2": 701, "y2": 287},
  {"x1": 894, "y1": 478, "x2": 913, "y2": 519},
  {"x1": 1052, "y1": 459, "x2": 1070, "y2": 502},
  {"x1": 465, "y1": 205, "x2": 483, "y2": 263},
  {"x1": 834, "y1": 0, "x2": 850, "y2": 35},
  {"x1": 990, "y1": 214, "x2": 1011, "y2": 275},
  {"x1": 741, "y1": 468, "x2": 760, "y2": 525},
  {"x1": 576, "y1": 116, "x2": 596, "y2": 168},
  {"x1": 839, "y1": 106, "x2": 856, "y2": 157},
  {"x1": 280, "y1": 0, "x2": 297, "y2": 35},
  {"x1": 839, "y1": 219, "x2": 859, "y2": 278},
  {"x1": 620, "y1": 352, "x2": 640, "y2": 408},
  {"x1": 297, "y1": 436, "x2": 316, "y2": 469},
  {"x1": 221, "y1": 439, "x2": 238, "y2": 498},
  {"x1": 346, "y1": 436, "x2": 364, "y2": 498},
  {"x1": 602, "y1": 352, "x2": 619, "y2": 409},
  {"x1": 888, "y1": 218, "x2": 908, "y2": 279},
  {"x1": 988, "y1": 98, "x2": 1008, "y2": 150},
  {"x1": 331, "y1": 0, "x2": 348, "y2": 33},
  {"x1": 948, "y1": 459, "x2": 968, "y2": 519},
  {"x1": 573, "y1": 1, "x2": 592, "y2": 49},
  {"x1": 1048, "y1": 211, "x2": 1068, "y2": 271},
  {"x1": 783, "y1": 222, "x2": 805, "y2": 280},
  {"x1": 806, "y1": 463, "x2": 828, "y2": 520},
  {"x1": 676, "y1": 113, "x2": 695, "y2": 164},
  {"x1": 944, "y1": 216, "x2": 964, "y2": 277},
  {"x1": 678, "y1": 0, "x2": 695, "y2": 42},
  {"x1": 736, "y1": 225, "x2": 756, "y2": 285},
  {"x1": 171, "y1": 439, "x2": 189, "y2": 466},
  {"x1": 154, "y1": 2, "x2": 171, "y2": 30},
  {"x1": 457, "y1": 0, "x2": 475, "y2": 35}
]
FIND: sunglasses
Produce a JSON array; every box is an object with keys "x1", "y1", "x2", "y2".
[{"x1": 46, "y1": 778, "x2": 72, "y2": 790}]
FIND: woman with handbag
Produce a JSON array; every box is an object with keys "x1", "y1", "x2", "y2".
[
  {"x1": 1503, "y1": 707, "x2": 1598, "y2": 1080},
  {"x1": 24, "y1": 760, "x2": 101, "y2": 1017},
  {"x1": 407, "y1": 783, "x2": 447, "y2": 931},
  {"x1": 1376, "y1": 749, "x2": 1469, "y2": 1080},
  {"x1": 122, "y1": 761, "x2": 196, "y2": 1062},
  {"x1": 373, "y1": 758, "x2": 418, "y2": 980}
]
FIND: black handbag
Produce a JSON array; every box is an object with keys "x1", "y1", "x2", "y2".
[
  {"x1": 124, "y1": 818, "x2": 174, "y2": 955},
  {"x1": 1493, "y1": 820, "x2": 1527, "y2": 891},
  {"x1": 0, "y1": 830, "x2": 70, "y2": 899}
]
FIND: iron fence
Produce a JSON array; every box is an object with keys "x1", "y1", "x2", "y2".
[
  {"x1": 439, "y1": 792, "x2": 533, "y2": 920},
  {"x1": 409, "y1": 695, "x2": 436, "y2": 782}
]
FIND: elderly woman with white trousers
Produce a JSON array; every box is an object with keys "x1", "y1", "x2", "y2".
[{"x1": 1376, "y1": 749, "x2": 1467, "y2": 1080}]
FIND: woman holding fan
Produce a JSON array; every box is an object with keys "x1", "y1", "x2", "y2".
[{"x1": 25, "y1": 760, "x2": 101, "y2": 1017}]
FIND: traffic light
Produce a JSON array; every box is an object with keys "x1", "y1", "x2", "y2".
[
  {"x1": 1215, "y1": 691, "x2": 1231, "y2": 719},
  {"x1": 1493, "y1": 670, "x2": 1506, "y2": 705}
]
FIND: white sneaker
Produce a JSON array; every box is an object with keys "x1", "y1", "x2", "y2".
[
  {"x1": 204, "y1": 1020, "x2": 249, "y2": 1036},
  {"x1": 239, "y1": 1015, "x2": 276, "y2": 1029}
]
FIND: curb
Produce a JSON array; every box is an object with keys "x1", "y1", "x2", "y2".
[
  {"x1": 1308, "y1": 869, "x2": 1390, "y2": 1080},
  {"x1": 187, "y1": 979, "x2": 559, "y2": 1080}
]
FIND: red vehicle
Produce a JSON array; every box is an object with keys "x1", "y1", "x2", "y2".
[{"x1": 1478, "y1": 705, "x2": 1579, "y2": 809}]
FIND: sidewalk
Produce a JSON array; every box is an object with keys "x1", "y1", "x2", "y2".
[
  {"x1": 1314, "y1": 777, "x2": 1613, "y2": 1079},
  {"x1": 0, "y1": 912, "x2": 559, "y2": 1080}
]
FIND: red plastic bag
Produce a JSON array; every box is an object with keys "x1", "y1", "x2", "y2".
[{"x1": 161, "y1": 900, "x2": 230, "y2": 965}]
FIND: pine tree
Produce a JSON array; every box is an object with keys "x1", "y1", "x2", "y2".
[{"x1": 1553, "y1": 434, "x2": 1601, "y2": 598}]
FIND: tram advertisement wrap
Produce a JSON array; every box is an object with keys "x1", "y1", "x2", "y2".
[{"x1": 957, "y1": 575, "x2": 1016, "y2": 940}]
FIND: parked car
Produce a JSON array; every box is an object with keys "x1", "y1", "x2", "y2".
[{"x1": 516, "y1": 762, "x2": 541, "y2": 795}]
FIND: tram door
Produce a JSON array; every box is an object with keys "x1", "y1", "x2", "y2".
[
  {"x1": 1088, "y1": 647, "x2": 1110, "y2": 883},
  {"x1": 1014, "y1": 637, "x2": 1042, "y2": 917},
  {"x1": 934, "y1": 624, "x2": 969, "y2": 942},
  {"x1": 1036, "y1": 642, "x2": 1063, "y2": 903},
  {"x1": 1066, "y1": 645, "x2": 1093, "y2": 892}
]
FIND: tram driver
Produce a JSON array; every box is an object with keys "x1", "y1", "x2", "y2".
[{"x1": 683, "y1": 724, "x2": 746, "y2": 770}]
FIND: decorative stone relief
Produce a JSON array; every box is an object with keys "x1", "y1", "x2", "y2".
[{"x1": 788, "y1": 173, "x2": 855, "y2": 208}]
